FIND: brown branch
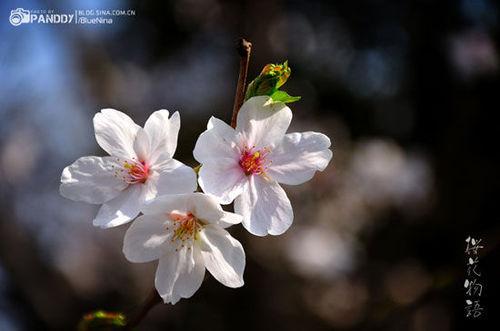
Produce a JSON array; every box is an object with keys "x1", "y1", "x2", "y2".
[
  {"x1": 125, "y1": 288, "x2": 162, "y2": 330},
  {"x1": 230, "y1": 38, "x2": 252, "y2": 128}
]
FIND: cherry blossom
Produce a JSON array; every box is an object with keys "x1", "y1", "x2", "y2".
[
  {"x1": 123, "y1": 193, "x2": 245, "y2": 304},
  {"x1": 193, "y1": 96, "x2": 332, "y2": 236},
  {"x1": 60, "y1": 109, "x2": 196, "y2": 228}
]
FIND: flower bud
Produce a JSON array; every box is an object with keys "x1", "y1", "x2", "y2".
[
  {"x1": 245, "y1": 61, "x2": 291, "y2": 100},
  {"x1": 260, "y1": 61, "x2": 291, "y2": 88},
  {"x1": 77, "y1": 311, "x2": 126, "y2": 330},
  {"x1": 245, "y1": 61, "x2": 300, "y2": 104}
]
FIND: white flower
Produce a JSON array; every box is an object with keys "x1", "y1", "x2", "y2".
[
  {"x1": 60, "y1": 109, "x2": 197, "y2": 228},
  {"x1": 123, "y1": 193, "x2": 245, "y2": 304},
  {"x1": 193, "y1": 96, "x2": 332, "y2": 236}
]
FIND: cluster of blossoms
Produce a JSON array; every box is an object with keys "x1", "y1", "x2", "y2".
[{"x1": 60, "y1": 65, "x2": 332, "y2": 305}]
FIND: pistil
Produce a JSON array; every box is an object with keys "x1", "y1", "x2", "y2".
[{"x1": 239, "y1": 146, "x2": 270, "y2": 176}]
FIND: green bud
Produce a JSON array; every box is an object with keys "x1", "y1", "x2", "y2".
[
  {"x1": 245, "y1": 75, "x2": 279, "y2": 100},
  {"x1": 245, "y1": 61, "x2": 291, "y2": 100},
  {"x1": 245, "y1": 61, "x2": 300, "y2": 104},
  {"x1": 78, "y1": 310, "x2": 127, "y2": 331}
]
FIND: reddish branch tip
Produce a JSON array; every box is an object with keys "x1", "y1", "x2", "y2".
[
  {"x1": 231, "y1": 38, "x2": 252, "y2": 128},
  {"x1": 237, "y1": 38, "x2": 252, "y2": 57}
]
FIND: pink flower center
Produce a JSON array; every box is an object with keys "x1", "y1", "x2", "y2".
[
  {"x1": 116, "y1": 159, "x2": 150, "y2": 184},
  {"x1": 168, "y1": 211, "x2": 202, "y2": 248},
  {"x1": 239, "y1": 146, "x2": 270, "y2": 176}
]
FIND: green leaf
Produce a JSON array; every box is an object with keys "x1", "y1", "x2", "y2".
[{"x1": 269, "y1": 90, "x2": 301, "y2": 104}]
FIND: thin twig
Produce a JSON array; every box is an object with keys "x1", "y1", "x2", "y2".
[
  {"x1": 125, "y1": 288, "x2": 162, "y2": 330},
  {"x1": 230, "y1": 38, "x2": 252, "y2": 128}
]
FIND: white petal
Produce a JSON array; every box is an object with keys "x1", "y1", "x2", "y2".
[
  {"x1": 198, "y1": 159, "x2": 247, "y2": 204},
  {"x1": 155, "y1": 245, "x2": 205, "y2": 304},
  {"x1": 267, "y1": 132, "x2": 333, "y2": 185},
  {"x1": 155, "y1": 159, "x2": 197, "y2": 196},
  {"x1": 234, "y1": 176, "x2": 293, "y2": 236},
  {"x1": 93, "y1": 108, "x2": 140, "y2": 159},
  {"x1": 93, "y1": 184, "x2": 145, "y2": 228},
  {"x1": 189, "y1": 193, "x2": 242, "y2": 228},
  {"x1": 144, "y1": 110, "x2": 180, "y2": 164},
  {"x1": 142, "y1": 194, "x2": 191, "y2": 215},
  {"x1": 60, "y1": 156, "x2": 127, "y2": 204},
  {"x1": 142, "y1": 193, "x2": 241, "y2": 228},
  {"x1": 123, "y1": 214, "x2": 174, "y2": 263},
  {"x1": 193, "y1": 117, "x2": 239, "y2": 163},
  {"x1": 141, "y1": 170, "x2": 160, "y2": 202},
  {"x1": 133, "y1": 128, "x2": 151, "y2": 162},
  {"x1": 236, "y1": 96, "x2": 292, "y2": 149},
  {"x1": 217, "y1": 211, "x2": 243, "y2": 228},
  {"x1": 199, "y1": 225, "x2": 245, "y2": 288}
]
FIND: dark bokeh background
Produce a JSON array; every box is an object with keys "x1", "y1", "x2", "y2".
[{"x1": 1, "y1": 0, "x2": 499, "y2": 330}]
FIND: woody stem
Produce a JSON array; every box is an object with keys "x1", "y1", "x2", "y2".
[{"x1": 230, "y1": 38, "x2": 252, "y2": 128}]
